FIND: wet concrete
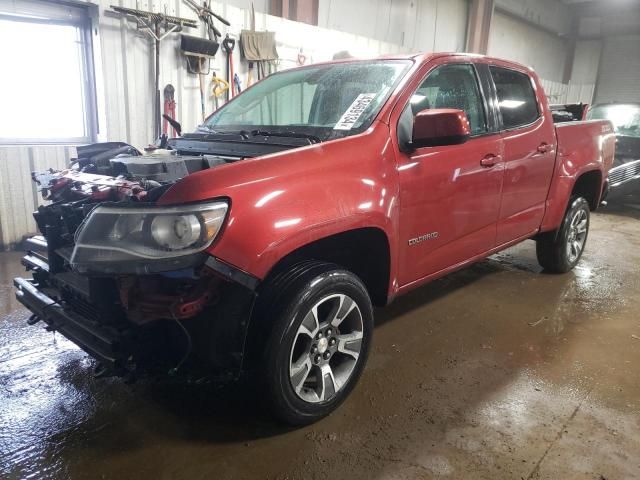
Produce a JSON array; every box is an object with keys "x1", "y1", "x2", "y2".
[{"x1": 1, "y1": 199, "x2": 640, "y2": 480}]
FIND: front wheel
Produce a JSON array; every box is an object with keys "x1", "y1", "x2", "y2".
[
  {"x1": 536, "y1": 196, "x2": 590, "y2": 273},
  {"x1": 260, "y1": 263, "x2": 373, "y2": 426}
]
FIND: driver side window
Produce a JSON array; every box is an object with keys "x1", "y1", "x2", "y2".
[{"x1": 410, "y1": 64, "x2": 487, "y2": 135}]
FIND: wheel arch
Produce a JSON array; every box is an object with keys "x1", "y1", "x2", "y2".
[
  {"x1": 259, "y1": 227, "x2": 392, "y2": 307},
  {"x1": 540, "y1": 167, "x2": 604, "y2": 233},
  {"x1": 571, "y1": 169, "x2": 603, "y2": 211}
]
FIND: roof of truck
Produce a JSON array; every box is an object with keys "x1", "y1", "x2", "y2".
[{"x1": 318, "y1": 52, "x2": 535, "y2": 73}]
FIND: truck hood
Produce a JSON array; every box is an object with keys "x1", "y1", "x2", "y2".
[{"x1": 157, "y1": 124, "x2": 387, "y2": 206}]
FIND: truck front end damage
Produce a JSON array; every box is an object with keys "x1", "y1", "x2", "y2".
[{"x1": 14, "y1": 144, "x2": 257, "y2": 380}]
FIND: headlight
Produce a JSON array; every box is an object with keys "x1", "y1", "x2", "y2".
[
  {"x1": 150, "y1": 214, "x2": 202, "y2": 250},
  {"x1": 70, "y1": 200, "x2": 228, "y2": 274}
]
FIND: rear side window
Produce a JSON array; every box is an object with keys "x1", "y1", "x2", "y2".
[
  {"x1": 490, "y1": 66, "x2": 539, "y2": 129},
  {"x1": 410, "y1": 64, "x2": 487, "y2": 135}
]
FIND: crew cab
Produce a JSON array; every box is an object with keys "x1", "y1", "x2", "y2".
[{"x1": 13, "y1": 53, "x2": 615, "y2": 425}]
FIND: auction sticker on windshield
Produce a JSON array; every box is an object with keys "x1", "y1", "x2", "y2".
[{"x1": 334, "y1": 93, "x2": 376, "y2": 130}]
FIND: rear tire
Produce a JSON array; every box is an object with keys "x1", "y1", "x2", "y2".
[
  {"x1": 536, "y1": 196, "x2": 590, "y2": 273},
  {"x1": 259, "y1": 262, "x2": 373, "y2": 426}
]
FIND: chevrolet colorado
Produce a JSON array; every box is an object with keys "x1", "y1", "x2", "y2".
[{"x1": 14, "y1": 53, "x2": 615, "y2": 425}]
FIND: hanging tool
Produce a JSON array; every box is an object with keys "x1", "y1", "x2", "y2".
[
  {"x1": 163, "y1": 84, "x2": 177, "y2": 137},
  {"x1": 211, "y1": 73, "x2": 229, "y2": 112},
  {"x1": 180, "y1": 35, "x2": 219, "y2": 123},
  {"x1": 199, "y1": 73, "x2": 207, "y2": 122},
  {"x1": 297, "y1": 48, "x2": 307, "y2": 66},
  {"x1": 240, "y1": 2, "x2": 278, "y2": 86},
  {"x1": 181, "y1": 35, "x2": 219, "y2": 74},
  {"x1": 109, "y1": 5, "x2": 197, "y2": 140},
  {"x1": 181, "y1": 0, "x2": 230, "y2": 122},
  {"x1": 222, "y1": 35, "x2": 236, "y2": 100},
  {"x1": 183, "y1": 0, "x2": 230, "y2": 41},
  {"x1": 247, "y1": 61, "x2": 254, "y2": 87},
  {"x1": 233, "y1": 73, "x2": 242, "y2": 94},
  {"x1": 162, "y1": 114, "x2": 182, "y2": 137}
]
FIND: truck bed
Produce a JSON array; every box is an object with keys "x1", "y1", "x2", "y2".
[{"x1": 555, "y1": 119, "x2": 616, "y2": 175}]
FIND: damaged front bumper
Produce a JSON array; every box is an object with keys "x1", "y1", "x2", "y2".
[
  {"x1": 14, "y1": 276, "x2": 132, "y2": 372},
  {"x1": 14, "y1": 240, "x2": 259, "y2": 380}
]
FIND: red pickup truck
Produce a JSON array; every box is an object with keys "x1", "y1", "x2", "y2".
[{"x1": 14, "y1": 53, "x2": 615, "y2": 425}]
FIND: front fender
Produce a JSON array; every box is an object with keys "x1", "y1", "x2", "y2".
[{"x1": 158, "y1": 125, "x2": 400, "y2": 281}]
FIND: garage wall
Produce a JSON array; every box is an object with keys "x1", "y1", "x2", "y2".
[
  {"x1": 318, "y1": 0, "x2": 469, "y2": 52},
  {"x1": 487, "y1": 11, "x2": 569, "y2": 83},
  {"x1": 570, "y1": 39, "x2": 602, "y2": 85},
  {"x1": 594, "y1": 34, "x2": 640, "y2": 103},
  {"x1": 0, "y1": 147, "x2": 75, "y2": 249},
  {"x1": 494, "y1": 0, "x2": 572, "y2": 37}
]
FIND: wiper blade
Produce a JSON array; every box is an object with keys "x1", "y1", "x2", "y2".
[
  {"x1": 251, "y1": 130, "x2": 321, "y2": 144},
  {"x1": 196, "y1": 126, "x2": 251, "y2": 139},
  {"x1": 191, "y1": 127, "x2": 321, "y2": 145}
]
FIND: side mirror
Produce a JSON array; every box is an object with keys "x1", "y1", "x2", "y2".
[{"x1": 411, "y1": 108, "x2": 471, "y2": 148}]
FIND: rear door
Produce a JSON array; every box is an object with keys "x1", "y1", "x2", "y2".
[
  {"x1": 396, "y1": 61, "x2": 504, "y2": 286},
  {"x1": 489, "y1": 66, "x2": 557, "y2": 245}
]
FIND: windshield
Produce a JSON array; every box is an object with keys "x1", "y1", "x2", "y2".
[
  {"x1": 587, "y1": 104, "x2": 640, "y2": 138},
  {"x1": 203, "y1": 60, "x2": 412, "y2": 140}
]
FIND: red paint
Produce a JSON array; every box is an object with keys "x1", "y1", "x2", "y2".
[
  {"x1": 159, "y1": 53, "x2": 614, "y2": 303},
  {"x1": 413, "y1": 108, "x2": 471, "y2": 142}
]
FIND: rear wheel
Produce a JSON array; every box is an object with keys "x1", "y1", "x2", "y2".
[
  {"x1": 260, "y1": 263, "x2": 373, "y2": 426},
  {"x1": 536, "y1": 196, "x2": 590, "y2": 273}
]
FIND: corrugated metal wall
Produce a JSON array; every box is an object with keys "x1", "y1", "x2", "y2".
[
  {"x1": 0, "y1": 146, "x2": 74, "y2": 249},
  {"x1": 540, "y1": 79, "x2": 595, "y2": 105},
  {"x1": 594, "y1": 34, "x2": 640, "y2": 103}
]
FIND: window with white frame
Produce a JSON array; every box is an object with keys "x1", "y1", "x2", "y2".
[{"x1": 0, "y1": 1, "x2": 96, "y2": 144}]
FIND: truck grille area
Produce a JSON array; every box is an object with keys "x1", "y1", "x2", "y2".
[
  {"x1": 609, "y1": 158, "x2": 640, "y2": 187},
  {"x1": 62, "y1": 294, "x2": 102, "y2": 324}
]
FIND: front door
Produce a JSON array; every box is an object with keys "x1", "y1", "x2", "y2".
[{"x1": 397, "y1": 63, "x2": 504, "y2": 287}]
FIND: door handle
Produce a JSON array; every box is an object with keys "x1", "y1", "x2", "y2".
[
  {"x1": 480, "y1": 154, "x2": 500, "y2": 168},
  {"x1": 537, "y1": 143, "x2": 550, "y2": 154}
]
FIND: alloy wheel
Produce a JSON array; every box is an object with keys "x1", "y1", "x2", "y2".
[
  {"x1": 288, "y1": 294, "x2": 364, "y2": 403},
  {"x1": 566, "y1": 208, "x2": 588, "y2": 263}
]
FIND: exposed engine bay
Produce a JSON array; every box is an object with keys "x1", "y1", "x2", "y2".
[{"x1": 33, "y1": 141, "x2": 231, "y2": 204}]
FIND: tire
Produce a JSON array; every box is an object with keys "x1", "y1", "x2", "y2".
[
  {"x1": 536, "y1": 196, "x2": 590, "y2": 273},
  {"x1": 259, "y1": 262, "x2": 373, "y2": 426}
]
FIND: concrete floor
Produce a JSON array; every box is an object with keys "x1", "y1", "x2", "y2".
[{"x1": 1, "y1": 199, "x2": 640, "y2": 480}]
